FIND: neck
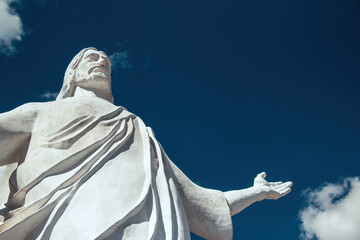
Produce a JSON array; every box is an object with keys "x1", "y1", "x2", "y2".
[{"x1": 73, "y1": 87, "x2": 110, "y2": 102}]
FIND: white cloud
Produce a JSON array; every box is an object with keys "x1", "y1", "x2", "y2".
[
  {"x1": 40, "y1": 91, "x2": 58, "y2": 100},
  {"x1": 299, "y1": 177, "x2": 360, "y2": 240},
  {"x1": 0, "y1": 0, "x2": 23, "y2": 55},
  {"x1": 109, "y1": 50, "x2": 131, "y2": 71}
]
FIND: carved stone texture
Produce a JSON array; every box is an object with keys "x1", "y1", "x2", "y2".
[{"x1": 0, "y1": 48, "x2": 292, "y2": 240}]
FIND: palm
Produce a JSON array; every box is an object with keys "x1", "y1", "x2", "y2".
[{"x1": 253, "y1": 172, "x2": 293, "y2": 200}]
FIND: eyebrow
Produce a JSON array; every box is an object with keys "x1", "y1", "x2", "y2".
[
  {"x1": 84, "y1": 52, "x2": 111, "y2": 65},
  {"x1": 84, "y1": 53, "x2": 97, "y2": 58}
]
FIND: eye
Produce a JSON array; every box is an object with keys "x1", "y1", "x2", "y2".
[{"x1": 85, "y1": 53, "x2": 99, "y2": 61}]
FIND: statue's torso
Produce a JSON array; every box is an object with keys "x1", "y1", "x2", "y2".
[{"x1": 15, "y1": 97, "x2": 146, "y2": 226}]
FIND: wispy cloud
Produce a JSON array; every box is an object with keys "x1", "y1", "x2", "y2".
[
  {"x1": 109, "y1": 40, "x2": 132, "y2": 72},
  {"x1": 40, "y1": 91, "x2": 58, "y2": 100},
  {"x1": 299, "y1": 177, "x2": 360, "y2": 240},
  {"x1": 0, "y1": 0, "x2": 23, "y2": 55},
  {"x1": 109, "y1": 51, "x2": 131, "y2": 71}
]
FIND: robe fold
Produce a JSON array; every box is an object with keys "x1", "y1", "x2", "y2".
[{"x1": 0, "y1": 103, "x2": 232, "y2": 240}]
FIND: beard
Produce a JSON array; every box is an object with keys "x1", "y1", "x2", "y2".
[
  {"x1": 74, "y1": 71, "x2": 113, "y2": 103},
  {"x1": 75, "y1": 71, "x2": 111, "y2": 91}
]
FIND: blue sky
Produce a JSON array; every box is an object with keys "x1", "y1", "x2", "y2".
[{"x1": 1, "y1": 0, "x2": 360, "y2": 239}]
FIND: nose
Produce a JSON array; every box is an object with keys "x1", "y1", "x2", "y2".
[{"x1": 98, "y1": 57, "x2": 106, "y2": 66}]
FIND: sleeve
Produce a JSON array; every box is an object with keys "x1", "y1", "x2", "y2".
[
  {"x1": 0, "y1": 103, "x2": 38, "y2": 220},
  {"x1": 163, "y1": 151, "x2": 233, "y2": 240},
  {"x1": 0, "y1": 103, "x2": 38, "y2": 166}
]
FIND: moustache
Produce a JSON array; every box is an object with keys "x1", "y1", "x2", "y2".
[{"x1": 88, "y1": 66, "x2": 110, "y2": 75}]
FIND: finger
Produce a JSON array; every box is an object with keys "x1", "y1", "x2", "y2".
[
  {"x1": 273, "y1": 185, "x2": 284, "y2": 191},
  {"x1": 269, "y1": 181, "x2": 283, "y2": 186},
  {"x1": 283, "y1": 181, "x2": 293, "y2": 188},
  {"x1": 280, "y1": 188, "x2": 291, "y2": 197},
  {"x1": 272, "y1": 181, "x2": 292, "y2": 187},
  {"x1": 257, "y1": 172, "x2": 266, "y2": 178},
  {"x1": 276, "y1": 183, "x2": 292, "y2": 193},
  {"x1": 275, "y1": 182, "x2": 292, "y2": 190}
]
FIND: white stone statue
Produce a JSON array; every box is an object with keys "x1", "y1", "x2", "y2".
[{"x1": 0, "y1": 47, "x2": 292, "y2": 240}]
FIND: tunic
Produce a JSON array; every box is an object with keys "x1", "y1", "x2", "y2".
[{"x1": 0, "y1": 97, "x2": 232, "y2": 240}]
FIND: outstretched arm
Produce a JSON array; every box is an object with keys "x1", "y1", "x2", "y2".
[
  {"x1": 0, "y1": 103, "x2": 39, "y2": 166},
  {"x1": 224, "y1": 172, "x2": 292, "y2": 216}
]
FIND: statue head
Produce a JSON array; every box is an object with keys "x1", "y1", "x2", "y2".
[{"x1": 56, "y1": 47, "x2": 114, "y2": 103}]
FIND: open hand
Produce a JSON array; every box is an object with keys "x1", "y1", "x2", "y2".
[{"x1": 253, "y1": 172, "x2": 293, "y2": 200}]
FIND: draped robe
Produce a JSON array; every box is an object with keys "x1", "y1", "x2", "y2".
[{"x1": 0, "y1": 97, "x2": 232, "y2": 240}]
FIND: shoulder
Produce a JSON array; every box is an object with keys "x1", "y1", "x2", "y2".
[
  {"x1": 0, "y1": 102, "x2": 49, "y2": 133},
  {"x1": 1, "y1": 102, "x2": 47, "y2": 117},
  {"x1": 13, "y1": 102, "x2": 53, "y2": 117},
  {"x1": 17, "y1": 102, "x2": 44, "y2": 111}
]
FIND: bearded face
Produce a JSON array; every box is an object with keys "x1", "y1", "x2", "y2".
[{"x1": 75, "y1": 49, "x2": 112, "y2": 91}]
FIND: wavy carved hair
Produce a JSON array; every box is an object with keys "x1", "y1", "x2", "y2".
[{"x1": 56, "y1": 47, "x2": 114, "y2": 103}]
